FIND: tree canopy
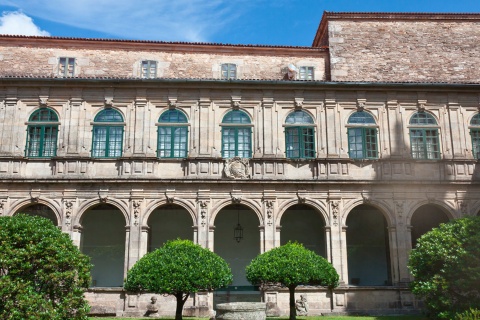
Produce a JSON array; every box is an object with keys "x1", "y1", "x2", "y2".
[
  {"x1": 408, "y1": 216, "x2": 480, "y2": 319},
  {"x1": 124, "y1": 239, "x2": 232, "y2": 320},
  {"x1": 0, "y1": 214, "x2": 91, "y2": 320},
  {"x1": 246, "y1": 242, "x2": 339, "y2": 320}
]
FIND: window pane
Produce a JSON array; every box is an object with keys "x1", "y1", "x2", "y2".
[
  {"x1": 222, "y1": 110, "x2": 250, "y2": 124},
  {"x1": 410, "y1": 112, "x2": 437, "y2": 125},
  {"x1": 348, "y1": 112, "x2": 376, "y2": 124},
  {"x1": 43, "y1": 126, "x2": 58, "y2": 157},
  {"x1": 108, "y1": 127, "x2": 123, "y2": 157},
  {"x1": 27, "y1": 127, "x2": 41, "y2": 157},
  {"x1": 472, "y1": 130, "x2": 480, "y2": 159},
  {"x1": 285, "y1": 110, "x2": 314, "y2": 124},
  {"x1": 92, "y1": 127, "x2": 107, "y2": 157},
  {"x1": 286, "y1": 127, "x2": 300, "y2": 158},
  {"x1": 410, "y1": 129, "x2": 426, "y2": 159},
  {"x1": 158, "y1": 127, "x2": 172, "y2": 157},
  {"x1": 95, "y1": 109, "x2": 123, "y2": 122}
]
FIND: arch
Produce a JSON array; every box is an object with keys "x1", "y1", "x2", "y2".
[
  {"x1": 9, "y1": 198, "x2": 61, "y2": 226},
  {"x1": 29, "y1": 107, "x2": 59, "y2": 122},
  {"x1": 93, "y1": 108, "x2": 124, "y2": 122},
  {"x1": 406, "y1": 200, "x2": 456, "y2": 225},
  {"x1": 347, "y1": 111, "x2": 376, "y2": 125},
  {"x1": 342, "y1": 199, "x2": 394, "y2": 227},
  {"x1": 210, "y1": 198, "x2": 262, "y2": 226},
  {"x1": 158, "y1": 109, "x2": 188, "y2": 123},
  {"x1": 469, "y1": 113, "x2": 480, "y2": 126},
  {"x1": 346, "y1": 204, "x2": 392, "y2": 286},
  {"x1": 143, "y1": 199, "x2": 197, "y2": 227},
  {"x1": 276, "y1": 198, "x2": 329, "y2": 227},
  {"x1": 75, "y1": 198, "x2": 130, "y2": 227},
  {"x1": 409, "y1": 112, "x2": 438, "y2": 125},
  {"x1": 221, "y1": 109, "x2": 251, "y2": 124},
  {"x1": 285, "y1": 109, "x2": 315, "y2": 124},
  {"x1": 408, "y1": 202, "x2": 452, "y2": 248}
]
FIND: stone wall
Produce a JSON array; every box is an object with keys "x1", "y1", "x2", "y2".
[
  {"x1": 0, "y1": 37, "x2": 326, "y2": 80},
  {"x1": 327, "y1": 20, "x2": 480, "y2": 82}
]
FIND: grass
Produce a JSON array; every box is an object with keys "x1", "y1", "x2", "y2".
[{"x1": 89, "y1": 316, "x2": 427, "y2": 320}]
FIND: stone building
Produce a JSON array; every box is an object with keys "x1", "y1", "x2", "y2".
[{"x1": 0, "y1": 11, "x2": 479, "y2": 316}]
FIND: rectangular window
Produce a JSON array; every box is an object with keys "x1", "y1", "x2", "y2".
[
  {"x1": 222, "y1": 127, "x2": 251, "y2": 158},
  {"x1": 348, "y1": 128, "x2": 378, "y2": 159},
  {"x1": 92, "y1": 126, "x2": 123, "y2": 158},
  {"x1": 285, "y1": 127, "x2": 315, "y2": 159},
  {"x1": 58, "y1": 57, "x2": 75, "y2": 77},
  {"x1": 221, "y1": 63, "x2": 237, "y2": 80},
  {"x1": 471, "y1": 129, "x2": 480, "y2": 159},
  {"x1": 26, "y1": 126, "x2": 58, "y2": 157},
  {"x1": 158, "y1": 126, "x2": 188, "y2": 158},
  {"x1": 410, "y1": 129, "x2": 440, "y2": 160},
  {"x1": 298, "y1": 66, "x2": 314, "y2": 80},
  {"x1": 141, "y1": 60, "x2": 157, "y2": 79}
]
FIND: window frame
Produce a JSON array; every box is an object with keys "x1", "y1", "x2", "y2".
[
  {"x1": 220, "y1": 110, "x2": 252, "y2": 158},
  {"x1": 25, "y1": 108, "x2": 59, "y2": 158},
  {"x1": 141, "y1": 60, "x2": 157, "y2": 79},
  {"x1": 469, "y1": 114, "x2": 480, "y2": 159},
  {"x1": 408, "y1": 112, "x2": 441, "y2": 160},
  {"x1": 221, "y1": 63, "x2": 237, "y2": 80},
  {"x1": 297, "y1": 66, "x2": 315, "y2": 80},
  {"x1": 346, "y1": 111, "x2": 379, "y2": 160},
  {"x1": 284, "y1": 110, "x2": 316, "y2": 159},
  {"x1": 91, "y1": 109, "x2": 125, "y2": 159},
  {"x1": 58, "y1": 57, "x2": 75, "y2": 77},
  {"x1": 156, "y1": 109, "x2": 189, "y2": 158}
]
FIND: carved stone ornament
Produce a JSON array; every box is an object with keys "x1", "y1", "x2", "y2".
[
  {"x1": 224, "y1": 157, "x2": 250, "y2": 179},
  {"x1": 105, "y1": 98, "x2": 114, "y2": 108},
  {"x1": 294, "y1": 100, "x2": 303, "y2": 110},
  {"x1": 39, "y1": 97, "x2": 48, "y2": 108},
  {"x1": 198, "y1": 200, "x2": 208, "y2": 226},
  {"x1": 231, "y1": 100, "x2": 241, "y2": 109},
  {"x1": 0, "y1": 199, "x2": 6, "y2": 215},
  {"x1": 168, "y1": 99, "x2": 177, "y2": 109},
  {"x1": 132, "y1": 199, "x2": 142, "y2": 226},
  {"x1": 265, "y1": 200, "x2": 274, "y2": 226},
  {"x1": 64, "y1": 200, "x2": 74, "y2": 227},
  {"x1": 357, "y1": 101, "x2": 365, "y2": 112}
]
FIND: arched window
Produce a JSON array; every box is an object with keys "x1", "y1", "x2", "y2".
[
  {"x1": 25, "y1": 108, "x2": 59, "y2": 157},
  {"x1": 470, "y1": 114, "x2": 480, "y2": 159},
  {"x1": 285, "y1": 110, "x2": 315, "y2": 159},
  {"x1": 347, "y1": 112, "x2": 378, "y2": 159},
  {"x1": 92, "y1": 109, "x2": 124, "y2": 158},
  {"x1": 221, "y1": 110, "x2": 252, "y2": 158},
  {"x1": 409, "y1": 112, "x2": 440, "y2": 160},
  {"x1": 157, "y1": 109, "x2": 188, "y2": 158}
]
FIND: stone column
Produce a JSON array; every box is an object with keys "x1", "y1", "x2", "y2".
[
  {"x1": 387, "y1": 226, "x2": 399, "y2": 285},
  {"x1": 197, "y1": 199, "x2": 209, "y2": 249},
  {"x1": 394, "y1": 201, "x2": 411, "y2": 284},
  {"x1": 198, "y1": 90, "x2": 212, "y2": 156},
  {"x1": 64, "y1": 94, "x2": 84, "y2": 156},
  {"x1": 262, "y1": 196, "x2": 276, "y2": 252},
  {"x1": 325, "y1": 92, "x2": 340, "y2": 157},
  {"x1": 132, "y1": 90, "x2": 148, "y2": 156},
  {"x1": 72, "y1": 224, "x2": 82, "y2": 248},
  {"x1": 448, "y1": 100, "x2": 467, "y2": 159},
  {"x1": 124, "y1": 226, "x2": 131, "y2": 277},
  {"x1": 328, "y1": 198, "x2": 346, "y2": 284},
  {"x1": 127, "y1": 198, "x2": 143, "y2": 269},
  {"x1": 386, "y1": 92, "x2": 404, "y2": 158},
  {"x1": 139, "y1": 226, "x2": 149, "y2": 258},
  {"x1": 262, "y1": 91, "x2": 276, "y2": 157}
]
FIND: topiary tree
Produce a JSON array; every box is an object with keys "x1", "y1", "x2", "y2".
[
  {"x1": 124, "y1": 239, "x2": 232, "y2": 320},
  {"x1": 408, "y1": 216, "x2": 480, "y2": 319},
  {"x1": 0, "y1": 214, "x2": 92, "y2": 320},
  {"x1": 246, "y1": 242, "x2": 339, "y2": 320}
]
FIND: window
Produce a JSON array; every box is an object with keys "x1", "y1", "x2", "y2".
[
  {"x1": 92, "y1": 109, "x2": 124, "y2": 158},
  {"x1": 25, "y1": 108, "x2": 59, "y2": 157},
  {"x1": 470, "y1": 114, "x2": 480, "y2": 159},
  {"x1": 221, "y1": 63, "x2": 237, "y2": 80},
  {"x1": 347, "y1": 111, "x2": 378, "y2": 159},
  {"x1": 298, "y1": 66, "x2": 314, "y2": 80},
  {"x1": 141, "y1": 60, "x2": 157, "y2": 79},
  {"x1": 157, "y1": 109, "x2": 188, "y2": 158},
  {"x1": 409, "y1": 112, "x2": 440, "y2": 160},
  {"x1": 58, "y1": 57, "x2": 75, "y2": 77},
  {"x1": 285, "y1": 110, "x2": 315, "y2": 159},
  {"x1": 221, "y1": 110, "x2": 251, "y2": 158}
]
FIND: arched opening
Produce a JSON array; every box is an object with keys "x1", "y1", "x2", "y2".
[
  {"x1": 213, "y1": 204, "x2": 260, "y2": 303},
  {"x1": 80, "y1": 203, "x2": 126, "y2": 287},
  {"x1": 148, "y1": 204, "x2": 193, "y2": 251},
  {"x1": 15, "y1": 203, "x2": 58, "y2": 226},
  {"x1": 280, "y1": 204, "x2": 326, "y2": 257},
  {"x1": 411, "y1": 204, "x2": 450, "y2": 248},
  {"x1": 346, "y1": 204, "x2": 391, "y2": 286}
]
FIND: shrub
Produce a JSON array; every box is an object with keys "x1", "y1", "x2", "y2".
[
  {"x1": 408, "y1": 217, "x2": 480, "y2": 319},
  {"x1": 246, "y1": 242, "x2": 339, "y2": 320},
  {"x1": 124, "y1": 239, "x2": 232, "y2": 320},
  {"x1": 455, "y1": 308, "x2": 480, "y2": 320},
  {"x1": 0, "y1": 214, "x2": 91, "y2": 320}
]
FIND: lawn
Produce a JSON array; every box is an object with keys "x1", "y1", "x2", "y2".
[{"x1": 89, "y1": 316, "x2": 427, "y2": 320}]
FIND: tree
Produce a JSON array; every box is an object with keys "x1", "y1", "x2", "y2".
[
  {"x1": 246, "y1": 242, "x2": 339, "y2": 320},
  {"x1": 124, "y1": 239, "x2": 232, "y2": 320},
  {"x1": 0, "y1": 214, "x2": 91, "y2": 320},
  {"x1": 408, "y1": 216, "x2": 480, "y2": 319}
]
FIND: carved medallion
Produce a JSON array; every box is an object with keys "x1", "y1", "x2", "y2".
[{"x1": 224, "y1": 157, "x2": 250, "y2": 179}]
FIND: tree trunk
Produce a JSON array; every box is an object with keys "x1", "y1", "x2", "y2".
[
  {"x1": 175, "y1": 292, "x2": 189, "y2": 320},
  {"x1": 289, "y1": 285, "x2": 297, "y2": 320}
]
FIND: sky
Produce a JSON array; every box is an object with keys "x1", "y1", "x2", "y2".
[{"x1": 0, "y1": 0, "x2": 479, "y2": 46}]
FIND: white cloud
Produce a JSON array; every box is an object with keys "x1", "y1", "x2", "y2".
[
  {"x1": 0, "y1": 11, "x2": 49, "y2": 36},
  {"x1": 0, "y1": 0, "x2": 247, "y2": 42}
]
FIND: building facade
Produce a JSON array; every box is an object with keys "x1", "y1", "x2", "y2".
[{"x1": 0, "y1": 12, "x2": 479, "y2": 317}]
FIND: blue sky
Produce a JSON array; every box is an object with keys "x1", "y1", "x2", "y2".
[{"x1": 0, "y1": 0, "x2": 479, "y2": 46}]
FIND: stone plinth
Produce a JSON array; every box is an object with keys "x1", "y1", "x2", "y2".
[{"x1": 215, "y1": 302, "x2": 266, "y2": 320}]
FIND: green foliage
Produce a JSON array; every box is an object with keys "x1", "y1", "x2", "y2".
[
  {"x1": 246, "y1": 242, "x2": 339, "y2": 289},
  {"x1": 455, "y1": 309, "x2": 480, "y2": 320},
  {"x1": 124, "y1": 239, "x2": 232, "y2": 320},
  {"x1": 0, "y1": 214, "x2": 92, "y2": 320},
  {"x1": 408, "y1": 217, "x2": 480, "y2": 319}
]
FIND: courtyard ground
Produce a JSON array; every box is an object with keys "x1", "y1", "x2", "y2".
[{"x1": 89, "y1": 316, "x2": 427, "y2": 320}]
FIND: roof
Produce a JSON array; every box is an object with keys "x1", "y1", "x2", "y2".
[{"x1": 312, "y1": 11, "x2": 480, "y2": 47}]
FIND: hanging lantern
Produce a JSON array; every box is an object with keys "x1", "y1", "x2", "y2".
[{"x1": 234, "y1": 207, "x2": 243, "y2": 243}]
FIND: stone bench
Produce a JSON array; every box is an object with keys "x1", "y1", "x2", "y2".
[{"x1": 215, "y1": 302, "x2": 266, "y2": 320}]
